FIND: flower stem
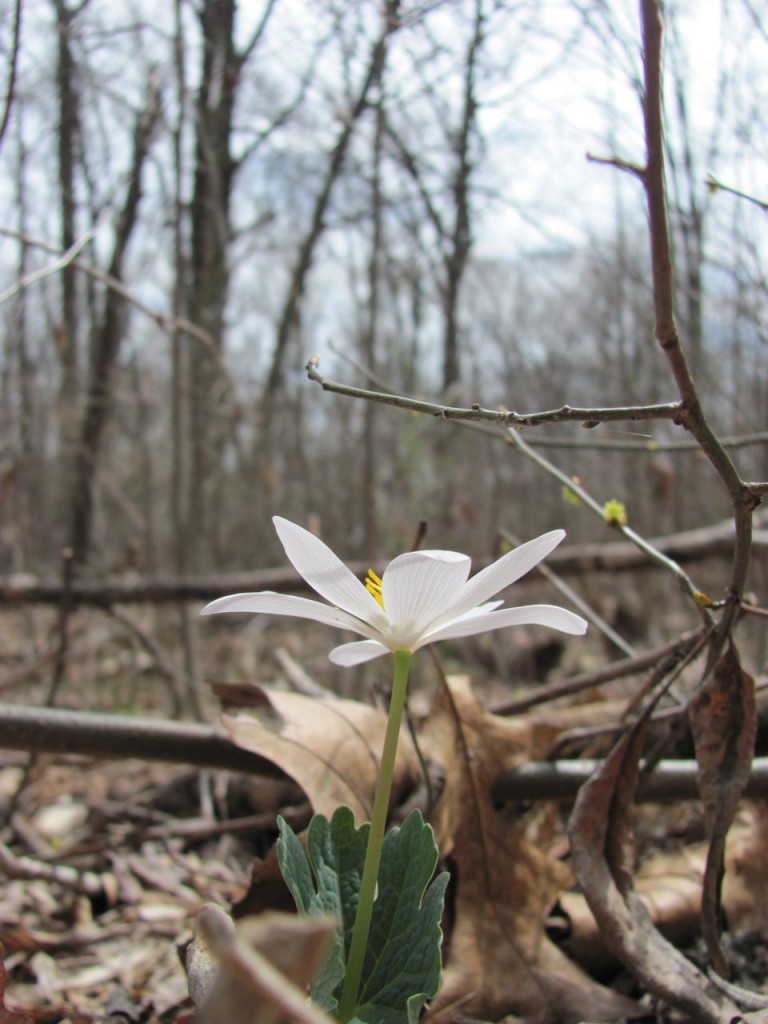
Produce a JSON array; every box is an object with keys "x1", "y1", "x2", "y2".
[{"x1": 338, "y1": 649, "x2": 412, "y2": 1022}]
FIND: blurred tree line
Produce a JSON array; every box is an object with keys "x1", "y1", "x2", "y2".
[{"x1": 0, "y1": 0, "x2": 765, "y2": 580}]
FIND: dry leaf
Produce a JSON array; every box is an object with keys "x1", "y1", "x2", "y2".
[
  {"x1": 561, "y1": 812, "x2": 768, "y2": 974},
  {"x1": 220, "y1": 687, "x2": 420, "y2": 821},
  {"x1": 422, "y1": 676, "x2": 639, "y2": 1023},
  {"x1": 568, "y1": 716, "x2": 739, "y2": 1024},
  {"x1": 689, "y1": 642, "x2": 757, "y2": 976},
  {"x1": 724, "y1": 800, "x2": 768, "y2": 931},
  {"x1": 188, "y1": 904, "x2": 336, "y2": 1024}
]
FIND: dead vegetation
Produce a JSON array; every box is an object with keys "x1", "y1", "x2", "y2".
[{"x1": 0, "y1": 589, "x2": 767, "y2": 1023}]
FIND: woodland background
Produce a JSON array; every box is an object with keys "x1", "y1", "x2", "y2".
[
  {"x1": 0, "y1": 0, "x2": 766, "y2": 702},
  {"x1": 0, "y1": 0, "x2": 766, "y2": 577},
  {"x1": 1, "y1": 0, "x2": 768, "y2": 1020}
]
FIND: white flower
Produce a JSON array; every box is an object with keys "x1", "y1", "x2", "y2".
[{"x1": 202, "y1": 517, "x2": 587, "y2": 666}]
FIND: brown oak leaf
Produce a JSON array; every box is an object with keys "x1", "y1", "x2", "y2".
[
  {"x1": 217, "y1": 685, "x2": 421, "y2": 822},
  {"x1": 422, "y1": 675, "x2": 640, "y2": 1023},
  {"x1": 689, "y1": 642, "x2": 757, "y2": 976}
]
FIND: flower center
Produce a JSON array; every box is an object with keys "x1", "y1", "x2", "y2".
[{"x1": 365, "y1": 568, "x2": 384, "y2": 608}]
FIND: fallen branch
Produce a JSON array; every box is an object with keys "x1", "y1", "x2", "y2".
[
  {"x1": 492, "y1": 756, "x2": 768, "y2": 803},
  {"x1": 492, "y1": 629, "x2": 706, "y2": 715},
  {"x1": 0, "y1": 515, "x2": 764, "y2": 606},
  {"x1": 0, "y1": 703, "x2": 767, "y2": 803},
  {"x1": 0, "y1": 704, "x2": 283, "y2": 777}
]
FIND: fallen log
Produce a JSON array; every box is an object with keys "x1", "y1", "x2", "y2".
[
  {"x1": 1, "y1": 703, "x2": 767, "y2": 802},
  {"x1": 0, "y1": 516, "x2": 765, "y2": 606},
  {"x1": 0, "y1": 703, "x2": 282, "y2": 777}
]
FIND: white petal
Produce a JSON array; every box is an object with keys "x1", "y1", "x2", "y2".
[
  {"x1": 419, "y1": 603, "x2": 588, "y2": 645},
  {"x1": 381, "y1": 550, "x2": 471, "y2": 640},
  {"x1": 273, "y1": 517, "x2": 386, "y2": 628},
  {"x1": 201, "y1": 591, "x2": 375, "y2": 636},
  {"x1": 431, "y1": 530, "x2": 566, "y2": 627},
  {"x1": 329, "y1": 639, "x2": 390, "y2": 666},
  {"x1": 448, "y1": 599, "x2": 505, "y2": 618}
]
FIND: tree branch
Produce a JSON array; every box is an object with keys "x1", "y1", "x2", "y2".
[
  {"x1": 0, "y1": 227, "x2": 228, "y2": 367},
  {"x1": 706, "y1": 174, "x2": 768, "y2": 213},
  {"x1": 505, "y1": 428, "x2": 707, "y2": 606},
  {"x1": 305, "y1": 356, "x2": 683, "y2": 427},
  {"x1": 492, "y1": 756, "x2": 768, "y2": 803},
  {"x1": 0, "y1": 703, "x2": 283, "y2": 777},
  {"x1": 1, "y1": 702, "x2": 766, "y2": 805},
  {"x1": 492, "y1": 629, "x2": 707, "y2": 715},
  {"x1": 0, "y1": 514, "x2": 763, "y2": 605},
  {"x1": 639, "y1": 0, "x2": 757, "y2": 634}
]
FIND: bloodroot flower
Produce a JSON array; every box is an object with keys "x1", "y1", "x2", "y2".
[
  {"x1": 203, "y1": 515, "x2": 587, "y2": 1019},
  {"x1": 201, "y1": 516, "x2": 587, "y2": 663}
]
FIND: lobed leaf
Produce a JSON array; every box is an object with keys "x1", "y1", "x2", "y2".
[
  {"x1": 357, "y1": 811, "x2": 447, "y2": 1024},
  {"x1": 277, "y1": 808, "x2": 446, "y2": 1024}
]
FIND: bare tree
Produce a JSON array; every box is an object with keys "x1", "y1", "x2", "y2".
[
  {"x1": 52, "y1": 0, "x2": 83, "y2": 475},
  {"x1": 261, "y1": 1, "x2": 402, "y2": 412},
  {"x1": 0, "y1": 0, "x2": 23, "y2": 154},
  {"x1": 359, "y1": 8, "x2": 392, "y2": 557},
  {"x1": 442, "y1": 0, "x2": 484, "y2": 395},
  {"x1": 68, "y1": 76, "x2": 161, "y2": 565},
  {"x1": 184, "y1": 0, "x2": 277, "y2": 570}
]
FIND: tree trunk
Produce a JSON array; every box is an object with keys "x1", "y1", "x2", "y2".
[
  {"x1": 52, "y1": 0, "x2": 81, "y2": 483},
  {"x1": 441, "y1": 0, "x2": 484, "y2": 396},
  {"x1": 68, "y1": 82, "x2": 161, "y2": 566},
  {"x1": 185, "y1": 0, "x2": 276, "y2": 570},
  {"x1": 187, "y1": 0, "x2": 238, "y2": 559}
]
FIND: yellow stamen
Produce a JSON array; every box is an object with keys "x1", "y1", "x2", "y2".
[{"x1": 365, "y1": 568, "x2": 384, "y2": 608}]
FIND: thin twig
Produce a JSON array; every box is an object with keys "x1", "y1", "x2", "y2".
[
  {"x1": 498, "y1": 526, "x2": 636, "y2": 658},
  {"x1": 705, "y1": 174, "x2": 768, "y2": 213},
  {"x1": 306, "y1": 356, "x2": 683, "y2": 428},
  {"x1": 323, "y1": 343, "x2": 768, "y2": 453},
  {"x1": 273, "y1": 645, "x2": 335, "y2": 699},
  {"x1": 0, "y1": 836, "x2": 106, "y2": 896},
  {"x1": 505, "y1": 428, "x2": 707, "y2": 606},
  {"x1": 492, "y1": 628, "x2": 707, "y2": 715},
  {"x1": 0, "y1": 230, "x2": 95, "y2": 306},
  {"x1": 0, "y1": 644, "x2": 59, "y2": 693},
  {"x1": 47, "y1": 547, "x2": 76, "y2": 706},
  {"x1": 0, "y1": 226, "x2": 227, "y2": 366},
  {"x1": 104, "y1": 606, "x2": 186, "y2": 715},
  {"x1": 498, "y1": 431, "x2": 768, "y2": 453},
  {"x1": 586, "y1": 152, "x2": 646, "y2": 179}
]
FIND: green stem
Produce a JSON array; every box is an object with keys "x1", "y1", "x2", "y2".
[{"x1": 338, "y1": 649, "x2": 412, "y2": 1022}]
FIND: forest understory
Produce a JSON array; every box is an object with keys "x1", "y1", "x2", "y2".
[{"x1": 1, "y1": 580, "x2": 768, "y2": 1024}]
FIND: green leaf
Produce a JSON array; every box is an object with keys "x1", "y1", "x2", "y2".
[
  {"x1": 276, "y1": 814, "x2": 317, "y2": 915},
  {"x1": 357, "y1": 810, "x2": 447, "y2": 1024},
  {"x1": 277, "y1": 808, "x2": 370, "y2": 1014},
  {"x1": 278, "y1": 809, "x2": 446, "y2": 1024},
  {"x1": 307, "y1": 807, "x2": 370, "y2": 947}
]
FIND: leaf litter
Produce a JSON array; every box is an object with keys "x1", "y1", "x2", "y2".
[{"x1": 2, "y1": 641, "x2": 768, "y2": 1023}]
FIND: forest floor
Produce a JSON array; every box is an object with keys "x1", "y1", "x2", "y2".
[
  {"x1": 2, "y1": 746, "x2": 767, "y2": 1023},
  {"x1": 1, "y1": 600, "x2": 768, "y2": 1023}
]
